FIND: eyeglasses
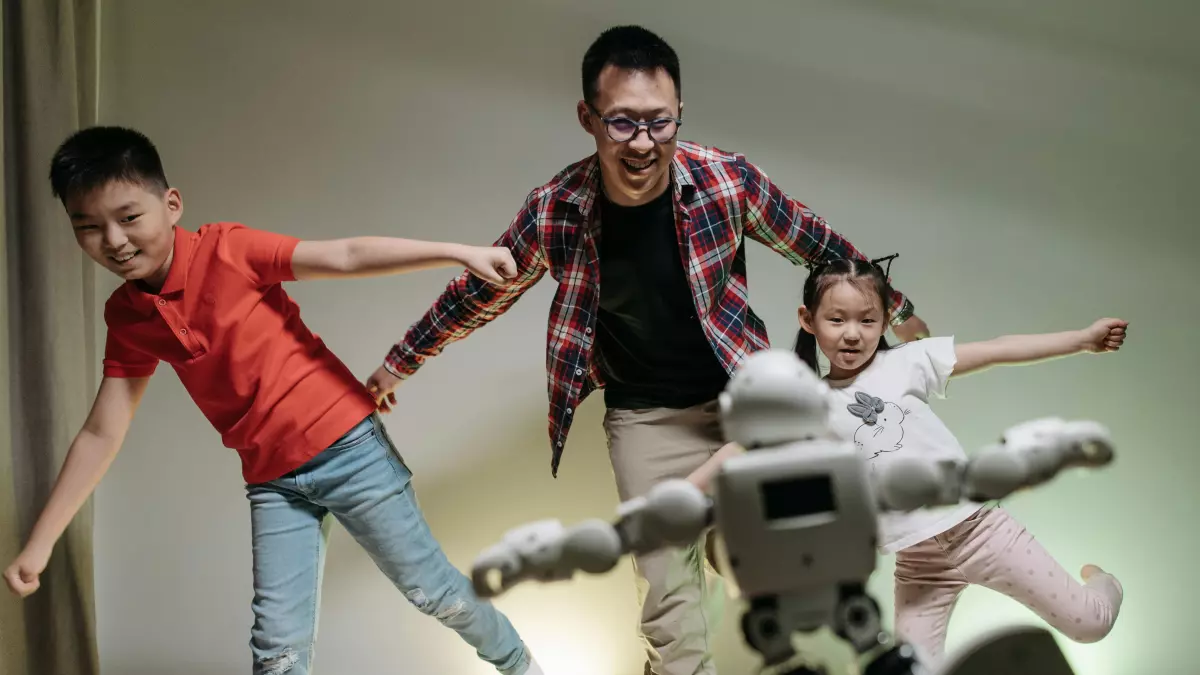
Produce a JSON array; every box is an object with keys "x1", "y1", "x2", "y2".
[{"x1": 587, "y1": 103, "x2": 682, "y2": 143}]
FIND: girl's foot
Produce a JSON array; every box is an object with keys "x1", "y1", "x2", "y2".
[{"x1": 1081, "y1": 563, "x2": 1123, "y2": 596}]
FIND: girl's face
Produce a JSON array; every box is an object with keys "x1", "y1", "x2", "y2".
[{"x1": 799, "y1": 279, "x2": 887, "y2": 379}]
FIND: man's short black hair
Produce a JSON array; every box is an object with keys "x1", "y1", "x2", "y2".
[
  {"x1": 581, "y1": 26, "x2": 681, "y2": 106},
  {"x1": 49, "y1": 126, "x2": 169, "y2": 203}
]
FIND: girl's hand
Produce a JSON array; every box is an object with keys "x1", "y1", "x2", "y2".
[
  {"x1": 1081, "y1": 318, "x2": 1128, "y2": 353},
  {"x1": 4, "y1": 545, "x2": 51, "y2": 598}
]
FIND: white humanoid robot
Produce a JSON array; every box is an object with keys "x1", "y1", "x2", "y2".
[{"x1": 471, "y1": 350, "x2": 1114, "y2": 675}]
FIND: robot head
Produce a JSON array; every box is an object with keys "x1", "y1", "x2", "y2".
[{"x1": 719, "y1": 349, "x2": 832, "y2": 449}]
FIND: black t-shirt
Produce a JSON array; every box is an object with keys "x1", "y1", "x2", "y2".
[{"x1": 595, "y1": 186, "x2": 732, "y2": 409}]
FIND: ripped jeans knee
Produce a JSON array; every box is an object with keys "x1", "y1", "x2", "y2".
[
  {"x1": 405, "y1": 585, "x2": 473, "y2": 624},
  {"x1": 255, "y1": 647, "x2": 302, "y2": 675}
]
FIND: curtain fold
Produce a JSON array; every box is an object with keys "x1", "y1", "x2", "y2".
[{"x1": 2, "y1": 1, "x2": 100, "y2": 674}]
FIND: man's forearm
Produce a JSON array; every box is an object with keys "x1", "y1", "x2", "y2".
[
  {"x1": 383, "y1": 248, "x2": 547, "y2": 378},
  {"x1": 24, "y1": 431, "x2": 122, "y2": 555},
  {"x1": 379, "y1": 202, "x2": 548, "y2": 377}
]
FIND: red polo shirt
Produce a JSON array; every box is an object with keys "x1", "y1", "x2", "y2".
[{"x1": 102, "y1": 223, "x2": 377, "y2": 483}]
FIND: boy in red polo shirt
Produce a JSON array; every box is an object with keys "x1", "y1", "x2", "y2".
[{"x1": 3, "y1": 127, "x2": 544, "y2": 675}]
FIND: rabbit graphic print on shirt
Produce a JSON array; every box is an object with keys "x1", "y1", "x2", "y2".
[
  {"x1": 824, "y1": 337, "x2": 983, "y2": 554},
  {"x1": 847, "y1": 392, "x2": 912, "y2": 459}
]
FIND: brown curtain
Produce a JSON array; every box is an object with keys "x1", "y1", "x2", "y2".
[{"x1": 1, "y1": 1, "x2": 100, "y2": 674}]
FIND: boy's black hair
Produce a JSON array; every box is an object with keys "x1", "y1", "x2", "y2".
[
  {"x1": 793, "y1": 258, "x2": 895, "y2": 375},
  {"x1": 581, "y1": 26, "x2": 681, "y2": 106},
  {"x1": 48, "y1": 126, "x2": 169, "y2": 203}
]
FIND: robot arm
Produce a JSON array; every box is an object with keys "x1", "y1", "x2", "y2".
[
  {"x1": 470, "y1": 517, "x2": 623, "y2": 598},
  {"x1": 876, "y1": 417, "x2": 1114, "y2": 512},
  {"x1": 472, "y1": 479, "x2": 712, "y2": 599}
]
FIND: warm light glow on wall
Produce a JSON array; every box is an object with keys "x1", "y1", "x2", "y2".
[{"x1": 471, "y1": 569, "x2": 645, "y2": 675}]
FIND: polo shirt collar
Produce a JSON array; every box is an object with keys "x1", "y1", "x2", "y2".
[
  {"x1": 158, "y1": 225, "x2": 194, "y2": 296},
  {"x1": 124, "y1": 226, "x2": 193, "y2": 312}
]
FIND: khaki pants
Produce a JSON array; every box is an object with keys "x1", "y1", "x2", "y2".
[{"x1": 604, "y1": 401, "x2": 727, "y2": 675}]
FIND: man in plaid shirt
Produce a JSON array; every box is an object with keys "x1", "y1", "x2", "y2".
[{"x1": 367, "y1": 25, "x2": 930, "y2": 675}]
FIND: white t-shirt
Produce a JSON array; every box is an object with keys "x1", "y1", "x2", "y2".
[{"x1": 824, "y1": 336, "x2": 981, "y2": 554}]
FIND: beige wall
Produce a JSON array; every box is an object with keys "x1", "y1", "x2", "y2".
[{"x1": 92, "y1": 1, "x2": 1196, "y2": 673}]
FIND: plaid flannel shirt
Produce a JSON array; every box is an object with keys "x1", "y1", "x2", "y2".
[{"x1": 385, "y1": 141, "x2": 914, "y2": 476}]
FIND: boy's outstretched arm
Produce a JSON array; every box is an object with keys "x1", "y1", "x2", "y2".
[
  {"x1": 3, "y1": 376, "x2": 148, "y2": 598},
  {"x1": 291, "y1": 238, "x2": 516, "y2": 284},
  {"x1": 953, "y1": 318, "x2": 1128, "y2": 378}
]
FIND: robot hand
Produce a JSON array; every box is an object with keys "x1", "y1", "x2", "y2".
[
  {"x1": 995, "y1": 416, "x2": 1113, "y2": 466},
  {"x1": 877, "y1": 417, "x2": 1114, "y2": 511},
  {"x1": 471, "y1": 480, "x2": 712, "y2": 599},
  {"x1": 471, "y1": 518, "x2": 623, "y2": 599},
  {"x1": 967, "y1": 417, "x2": 1113, "y2": 501}
]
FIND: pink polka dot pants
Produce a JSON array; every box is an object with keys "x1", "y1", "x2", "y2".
[{"x1": 892, "y1": 506, "x2": 1122, "y2": 666}]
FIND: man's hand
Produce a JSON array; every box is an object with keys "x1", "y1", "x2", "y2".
[
  {"x1": 1080, "y1": 318, "x2": 1128, "y2": 353},
  {"x1": 460, "y1": 246, "x2": 517, "y2": 285},
  {"x1": 4, "y1": 545, "x2": 50, "y2": 598},
  {"x1": 365, "y1": 364, "x2": 402, "y2": 413},
  {"x1": 893, "y1": 314, "x2": 931, "y2": 343}
]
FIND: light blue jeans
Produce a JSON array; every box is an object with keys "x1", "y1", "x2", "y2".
[{"x1": 245, "y1": 413, "x2": 531, "y2": 675}]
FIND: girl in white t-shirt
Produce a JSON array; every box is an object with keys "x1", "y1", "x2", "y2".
[{"x1": 687, "y1": 257, "x2": 1124, "y2": 666}]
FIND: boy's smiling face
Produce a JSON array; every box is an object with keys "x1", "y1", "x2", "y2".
[{"x1": 66, "y1": 180, "x2": 182, "y2": 290}]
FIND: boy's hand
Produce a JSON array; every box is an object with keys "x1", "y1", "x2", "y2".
[
  {"x1": 460, "y1": 246, "x2": 517, "y2": 285},
  {"x1": 1080, "y1": 318, "x2": 1128, "y2": 353},
  {"x1": 4, "y1": 546, "x2": 50, "y2": 598},
  {"x1": 365, "y1": 365, "x2": 401, "y2": 413}
]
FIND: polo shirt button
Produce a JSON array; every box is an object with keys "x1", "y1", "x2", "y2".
[
  {"x1": 179, "y1": 328, "x2": 187, "y2": 335},
  {"x1": 157, "y1": 299, "x2": 166, "y2": 306}
]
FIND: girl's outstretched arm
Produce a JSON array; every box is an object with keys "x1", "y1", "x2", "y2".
[{"x1": 953, "y1": 318, "x2": 1127, "y2": 378}]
